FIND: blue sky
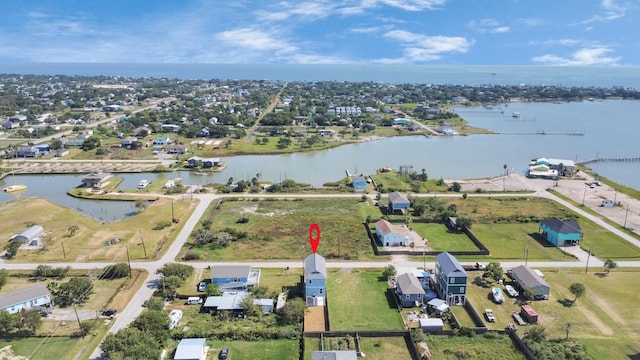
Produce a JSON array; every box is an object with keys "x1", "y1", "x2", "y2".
[{"x1": 0, "y1": 0, "x2": 637, "y2": 65}]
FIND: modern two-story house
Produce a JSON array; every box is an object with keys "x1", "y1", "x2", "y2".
[
  {"x1": 539, "y1": 218, "x2": 582, "y2": 247},
  {"x1": 304, "y1": 253, "x2": 327, "y2": 306},
  {"x1": 434, "y1": 252, "x2": 468, "y2": 305}
]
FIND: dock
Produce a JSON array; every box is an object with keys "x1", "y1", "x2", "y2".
[
  {"x1": 577, "y1": 157, "x2": 640, "y2": 165},
  {"x1": 494, "y1": 131, "x2": 584, "y2": 136}
]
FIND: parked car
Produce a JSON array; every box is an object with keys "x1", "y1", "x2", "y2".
[
  {"x1": 101, "y1": 309, "x2": 117, "y2": 318},
  {"x1": 504, "y1": 284, "x2": 519, "y2": 297},
  {"x1": 186, "y1": 296, "x2": 203, "y2": 305},
  {"x1": 534, "y1": 294, "x2": 549, "y2": 300},
  {"x1": 484, "y1": 309, "x2": 496, "y2": 322},
  {"x1": 491, "y1": 287, "x2": 504, "y2": 304},
  {"x1": 198, "y1": 281, "x2": 207, "y2": 292},
  {"x1": 219, "y1": 347, "x2": 229, "y2": 359}
]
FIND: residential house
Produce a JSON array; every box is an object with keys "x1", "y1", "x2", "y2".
[
  {"x1": 510, "y1": 265, "x2": 551, "y2": 299},
  {"x1": 56, "y1": 148, "x2": 69, "y2": 157},
  {"x1": 11, "y1": 225, "x2": 44, "y2": 246},
  {"x1": 539, "y1": 218, "x2": 582, "y2": 247},
  {"x1": 319, "y1": 129, "x2": 335, "y2": 137},
  {"x1": 2, "y1": 121, "x2": 21, "y2": 130},
  {"x1": 162, "y1": 124, "x2": 181, "y2": 133},
  {"x1": 434, "y1": 252, "x2": 468, "y2": 305},
  {"x1": 7, "y1": 114, "x2": 28, "y2": 123},
  {"x1": 166, "y1": 145, "x2": 187, "y2": 154},
  {"x1": 0, "y1": 284, "x2": 53, "y2": 314},
  {"x1": 173, "y1": 338, "x2": 207, "y2": 360},
  {"x1": 387, "y1": 191, "x2": 410, "y2": 214},
  {"x1": 62, "y1": 139, "x2": 85, "y2": 147},
  {"x1": 14, "y1": 146, "x2": 39, "y2": 158},
  {"x1": 375, "y1": 219, "x2": 412, "y2": 247},
  {"x1": 210, "y1": 265, "x2": 259, "y2": 290},
  {"x1": 133, "y1": 126, "x2": 150, "y2": 137},
  {"x1": 351, "y1": 176, "x2": 366, "y2": 192},
  {"x1": 437, "y1": 124, "x2": 454, "y2": 135},
  {"x1": 395, "y1": 273, "x2": 424, "y2": 307},
  {"x1": 35, "y1": 144, "x2": 50, "y2": 155},
  {"x1": 78, "y1": 129, "x2": 94, "y2": 139},
  {"x1": 121, "y1": 137, "x2": 138, "y2": 148},
  {"x1": 187, "y1": 157, "x2": 221, "y2": 168},
  {"x1": 203, "y1": 290, "x2": 273, "y2": 314},
  {"x1": 393, "y1": 118, "x2": 410, "y2": 125},
  {"x1": 154, "y1": 136, "x2": 171, "y2": 145},
  {"x1": 311, "y1": 351, "x2": 358, "y2": 360},
  {"x1": 304, "y1": 253, "x2": 327, "y2": 306},
  {"x1": 81, "y1": 171, "x2": 113, "y2": 188}
]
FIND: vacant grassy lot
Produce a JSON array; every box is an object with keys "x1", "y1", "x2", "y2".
[
  {"x1": 577, "y1": 218, "x2": 640, "y2": 260},
  {"x1": 411, "y1": 223, "x2": 479, "y2": 252},
  {"x1": 207, "y1": 339, "x2": 299, "y2": 360},
  {"x1": 0, "y1": 197, "x2": 197, "y2": 262},
  {"x1": 372, "y1": 172, "x2": 449, "y2": 194},
  {"x1": 424, "y1": 333, "x2": 525, "y2": 360},
  {"x1": 465, "y1": 268, "x2": 640, "y2": 359},
  {"x1": 447, "y1": 197, "x2": 575, "y2": 221},
  {"x1": 304, "y1": 336, "x2": 412, "y2": 360},
  {"x1": 469, "y1": 224, "x2": 571, "y2": 261},
  {"x1": 183, "y1": 198, "x2": 380, "y2": 261},
  {"x1": 326, "y1": 269, "x2": 403, "y2": 331}
]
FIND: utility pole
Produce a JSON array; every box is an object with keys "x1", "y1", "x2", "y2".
[
  {"x1": 72, "y1": 304, "x2": 83, "y2": 337},
  {"x1": 585, "y1": 247, "x2": 591, "y2": 273},
  {"x1": 624, "y1": 204, "x2": 629, "y2": 228},
  {"x1": 582, "y1": 184, "x2": 587, "y2": 205},
  {"x1": 171, "y1": 199, "x2": 175, "y2": 223},
  {"x1": 61, "y1": 241, "x2": 66, "y2": 260},
  {"x1": 139, "y1": 230, "x2": 147, "y2": 259},
  {"x1": 423, "y1": 245, "x2": 426, "y2": 271},
  {"x1": 126, "y1": 245, "x2": 132, "y2": 278},
  {"x1": 524, "y1": 246, "x2": 529, "y2": 266}
]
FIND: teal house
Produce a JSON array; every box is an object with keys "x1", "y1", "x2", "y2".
[{"x1": 539, "y1": 218, "x2": 582, "y2": 247}]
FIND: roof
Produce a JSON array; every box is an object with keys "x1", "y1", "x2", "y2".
[
  {"x1": 311, "y1": 351, "x2": 358, "y2": 360},
  {"x1": 82, "y1": 171, "x2": 112, "y2": 180},
  {"x1": 540, "y1": 218, "x2": 582, "y2": 234},
  {"x1": 375, "y1": 219, "x2": 412, "y2": 237},
  {"x1": 521, "y1": 304, "x2": 538, "y2": 316},
  {"x1": 396, "y1": 273, "x2": 424, "y2": 295},
  {"x1": 388, "y1": 191, "x2": 409, "y2": 204},
  {"x1": 304, "y1": 253, "x2": 327, "y2": 280},
  {"x1": 173, "y1": 338, "x2": 206, "y2": 360},
  {"x1": 435, "y1": 252, "x2": 467, "y2": 277},
  {"x1": 511, "y1": 265, "x2": 550, "y2": 289},
  {"x1": 352, "y1": 175, "x2": 365, "y2": 183},
  {"x1": 203, "y1": 291, "x2": 273, "y2": 311},
  {"x1": 210, "y1": 265, "x2": 251, "y2": 279},
  {"x1": 0, "y1": 284, "x2": 50, "y2": 310},
  {"x1": 548, "y1": 158, "x2": 575, "y2": 167},
  {"x1": 17, "y1": 225, "x2": 44, "y2": 241}
]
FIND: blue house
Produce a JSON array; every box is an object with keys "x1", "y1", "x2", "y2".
[
  {"x1": 352, "y1": 176, "x2": 366, "y2": 192},
  {"x1": 395, "y1": 273, "x2": 424, "y2": 307},
  {"x1": 388, "y1": 192, "x2": 410, "y2": 214},
  {"x1": 539, "y1": 218, "x2": 582, "y2": 247},
  {"x1": 14, "y1": 146, "x2": 39, "y2": 158},
  {"x1": 0, "y1": 284, "x2": 53, "y2": 314},
  {"x1": 393, "y1": 118, "x2": 410, "y2": 125},
  {"x1": 375, "y1": 219, "x2": 411, "y2": 247},
  {"x1": 304, "y1": 253, "x2": 326, "y2": 306},
  {"x1": 210, "y1": 265, "x2": 259, "y2": 290},
  {"x1": 434, "y1": 252, "x2": 468, "y2": 305}
]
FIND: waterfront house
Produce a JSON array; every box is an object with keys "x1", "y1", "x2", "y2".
[
  {"x1": 11, "y1": 225, "x2": 44, "y2": 246},
  {"x1": 510, "y1": 265, "x2": 550, "y2": 299},
  {"x1": 14, "y1": 146, "x2": 39, "y2": 158},
  {"x1": 393, "y1": 118, "x2": 410, "y2": 125},
  {"x1": 351, "y1": 176, "x2": 366, "y2": 192},
  {"x1": 375, "y1": 219, "x2": 411, "y2": 247},
  {"x1": 539, "y1": 218, "x2": 582, "y2": 247},
  {"x1": 210, "y1": 265, "x2": 259, "y2": 290},
  {"x1": 437, "y1": 124, "x2": 454, "y2": 135},
  {"x1": 387, "y1": 191, "x2": 410, "y2": 214},
  {"x1": 434, "y1": 252, "x2": 468, "y2": 305},
  {"x1": 166, "y1": 144, "x2": 187, "y2": 154},
  {"x1": 187, "y1": 157, "x2": 221, "y2": 168},
  {"x1": 395, "y1": 273, "x2": 424, "y2": 307},
  {"x1": 173, "y1": 338, "x2": 207, "y2": 360},
  {"x1": 0, "y1": 284, "x2": 53, "y2": 314},
  {"x1": 56, "y1": 148, "x2": 69, "y2": 157},
  {"x1": 81, "y1": 171, "x2": 113, "y2": 188},
  {"x1": 63, "y1": 139, "x2": 85, "y2": 147},
  {"x1": 304, "y1": 253, "x2": 327, "y2": 306}
]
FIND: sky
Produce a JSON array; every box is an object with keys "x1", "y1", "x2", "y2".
[{"x1": 0, "y1": 0, "x2": 637, "y2": 65}]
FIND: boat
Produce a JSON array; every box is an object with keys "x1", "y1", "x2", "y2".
[
  {"x1": 492, "y1": 287, "x2": 504, "y2": 304},
  {"x1": 3, "y1": 173, "x2": 27, "y2": 192},
  {"x1": 512, "y1": 112, "x2": 521, "y2": 118},
  {"x1": 137, "y1": 180, "x2": 150, "y2": 189},
  {"x1": 3, "y1": 184, "x2": 27, "y2": 192},
  {"x1": 380, "y1": 167, "x2": 392, "y2": 173}
]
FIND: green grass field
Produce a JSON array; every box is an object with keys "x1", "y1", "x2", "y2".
[
  {"x1": 207, "y1": 339, "x2": 299, "y2": 360},
  {"x1": 304, "y1": 336, "x2": 412, "y2": 360},
  {"x1": 411, "y1": 223, "x2": 479, "y2": 252},
  {"x1": 326, "y1": 269, "x2": 404, "y2": 331},
  {"x1": 424, "y1": 333, "x2": 525, "y2": 360}
]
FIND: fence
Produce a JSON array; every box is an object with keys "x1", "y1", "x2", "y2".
[{"x1": 304, "y1": 330, "x2": 421, "y2": 360}]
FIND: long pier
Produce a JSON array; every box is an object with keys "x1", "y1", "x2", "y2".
[
  {"x1": 494, "y1": 131, "x2": 584, "y2": 136},
  {"x1": 577, "y1": 157, "x2": 640, "y2": 165}
]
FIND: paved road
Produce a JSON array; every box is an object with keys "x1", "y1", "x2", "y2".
[
  {"x1": 245, "y1": 83, "x2": 287, "y2": 141},
  {"x1": 2, "y1": 186, "x2": 639, "y2": 359}
]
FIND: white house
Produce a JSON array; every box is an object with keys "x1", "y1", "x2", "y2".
[{"x1": 0, "y1": 284, "x2": 53, "y2": 314}]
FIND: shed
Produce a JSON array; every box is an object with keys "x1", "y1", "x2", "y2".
[
  {"x1": 12, "y1": 225, "x2": 44, "y2": 246},
  {"x1": 173, "y1": 338, "x2": 207, "y2": 360},
  {"x1": 312, "y1": 351, "x2": 358, "y2": 360},
  {"x1": 426, "y1": 298, "x2": 449, "y2": 314},
  {"x1": 520, "y1": 305, "x2": 538, "y2": 323},
  {"x1": 419, "y1": 317, "x2": 444, "y2": 331}
]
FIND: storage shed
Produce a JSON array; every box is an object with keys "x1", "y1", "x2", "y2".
[
  {"x1": 419, "y1": 318, "x2": 444, "y2": 331},
  {"x1": 520, "y1": 305, "x2": 538, "y2": 323},
  {"x1": 11, "y1": 225, "x2": 44, "y2": 246}
]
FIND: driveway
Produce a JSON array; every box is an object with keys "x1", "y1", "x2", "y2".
[{"x1": 47, "y1": 308, "x2": 98, "y2": 321}]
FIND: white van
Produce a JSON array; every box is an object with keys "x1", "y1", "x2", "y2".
[{"x1": 186, "y1": 297, "x2": 202, "y2": 305}]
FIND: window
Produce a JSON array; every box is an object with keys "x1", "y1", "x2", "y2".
[
  {"x1": 405, "y1": 294, "x2": 410, "y2": 299},
  {"x1": 309, "y1": 280, "x2": 312, "y2": 284},
  {"x1": 320, "y1": 288, "x2": 323, "y2": 294}
]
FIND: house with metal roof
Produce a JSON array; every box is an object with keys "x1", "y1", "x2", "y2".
[
  {"x1": 203, "y1": 291, "x2": 274, "y2": 314},
  {"x1": 510, "y1": 265, "x2": 551, "y2": 299},
  {"x1": 312, "y1": 350, "x2": 358, "y2": 360},
  {"x1": 173, "y1": 338, "x2": 207, "y2": 360},
  {"x1": 387, "y1": 191, "x2": 410, "y2": 214},
  {"x1": 351, "y1": 176, "x2": 366, "y2": 192},
  {"x1": 210, "y1": 265, "x2": 259, "y2": 290},
  {"x1": 375, "y1": 219, "x2": 411, "y2": 247},
  {"x1": 304, "y1": 253, "x2": 327, "y2": 306},
  {"x1": 0, "y1": 284, "x2": 53, "y2": 314},
  {"x1": 539, "y1": 218, "x2": 582, "y2": 247},
  {"x1": 434, "y1": 252, "x2": 468, "y2": 305},
  {"x1": 81, "y1": 171, "x2": 113, "y2": 188},
  {"x1": 11, "y1": 225, "x2": 44, "y2": 246},
  {"x1": 395, "y1": 273, "x2": 424, "y2": 307}
]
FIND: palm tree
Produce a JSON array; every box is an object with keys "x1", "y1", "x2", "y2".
[
  {"x1": 503, "y1": 164, "x2": 508, "y2": 191},
  {"x1": 604, "y1": 259, "x2": 618, "y2": 275}
]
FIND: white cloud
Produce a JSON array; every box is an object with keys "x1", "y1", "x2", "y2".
[
  {"x1": 340, "y1": 0, "x2": 446, "y2": 15},
  {"x1": 350, "y1": 25, "x2": 393, "y2": 34},
  {"x1": 215, "y1": 28, "x2": 298, "y2": 54},
  {"x1": 529, "y1": 39, "x2": 586, "y2": 46},
  {"x1": 576, "y1": 0, "x2": 628, "y2": 25},
  {"x1": 467, "y1": 19, "x2": 510, "y2": 34},
  {"x1": 531, "y1": 47, "x2": 620, "y2": 66},
  {"x1": 256, "y1": 1, "x2": 333, "y2": 22},
  {"x1": 383, "y1": 30, "x2": 471, "y2": 62}
]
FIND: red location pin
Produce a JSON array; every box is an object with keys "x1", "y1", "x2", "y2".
[{"x1": 309, "y1": 223, "x2": 321, "y2": 254}]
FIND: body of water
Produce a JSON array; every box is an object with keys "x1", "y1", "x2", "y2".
[{"x1": 2, "y1": 63, "x2": 640, "y2": 88}]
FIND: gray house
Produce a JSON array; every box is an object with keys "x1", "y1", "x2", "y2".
[
  {"x1": 434, "y1": 252, "x2": 468, "y2": 305},
  {"x1": 387, "y1": 191, "x2": 410, "y2": 214},
  {"x1": 14, "y1": 146, "x2": 39, "y2": 158},
  {"x1": 173, "y1": 338, "x2": 206, "y2": 360},
  {"x1": 11, "y1": 225, "x2": 44, "y2": 246},
  {"x1": 510, "y1": 265, "x2": 551, "y2": 300},
  {"x1": 0, "y1": 284, "x2": 53, "y2": 314},
  {"x1": 395, "y1": 273, "x2": 424, "y2": 307}
]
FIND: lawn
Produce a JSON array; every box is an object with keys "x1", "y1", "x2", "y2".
[
  {"x1": 182, "y1": 198, "x2": 380, "y2": 261},
  {"x1": 372, "y1": 172, "x2": 448, "y2": 194},
  {"x1": 411, "y1": 222, "x2": 479, "y2": 252},
  {"x1": 469, "y1": 224, "x2": 571, "y2": 261},
  {"x1": 208, "y1": 339, "x2": 299, "y2": 360},
  {"x1": 0, "y1": 197, "x2": 198, "y2": 262},
  {"x1": 304, "y1": 336, "x2": 412, "y2": 360},
  {"x1": 577, "y1": 218, "x2": 640, "y2": 260},
  {"x1": 424, "y1": 333, "x2": 525, "y2": 360},
  {"x1": 326, "y1": 268, "x2": 404, "y2": 331},
  {"x1": 465, "y1": 268, "x2": 640, "y2": 359}
]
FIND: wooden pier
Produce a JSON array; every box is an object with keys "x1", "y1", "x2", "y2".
[
  {"x1": 494, "y1": 131, "x2": 584, "y2": 136},
  {"x1": 577, "y1": 157, "x2": 640, "y2": 165}
]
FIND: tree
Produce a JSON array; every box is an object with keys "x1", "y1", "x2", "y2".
[
  {"x1": 50, "y1": 139, "x2": 63, "y2": 150},
  {"x1": 524, "y1": 326, "x2": 546, "y2": 343},
  {"x1": 130, "y1": 310, "x2": 170, "y2": 344},
  {"x1": 0, "y1": 310, "x2": 17, "y2": 334},
  {"x1": 382, "y1": 265, "x2": 397, "y2": 279},
  {"x1": 455, "y1": 216, "x2": 473, "y2": 231},
  {"x1": 101, "y1": 327, "x2": 162, "y2": 360},
  {"x1": 569, "y1": 282, "x2": 586, "y2": 304},
  {"x1": 450, "y1": 181, "x2": 462, "y2": 192},
  {"x1": 4, "y1": 241, "x2": 21, "y2": 259},
  {"x1": 0, "y1": 270, "x2": 8, "y2": 290},
  {"x1": 134, "y1": 199, "x2": 148, "y2": 213},
  {"x1": 156, "y1": 263, "x2": 193, "y2": 280},
  {"x1": 80, "y1": 136, "x2": 101, "y2": 151},
  {"x1": 240, "y1": 295, "x2": 260, "y2": 317},
  {"x1": 277, "y1": 137, "x2": 291, "y2": 149},
  {"x1": 100, "y1": 263, "x2": 130, "y2": 279},
  {"x1": 604, "y1": 259, "x2": 618, "y2": 275},
  {"x1": 144, "y1": 297, "x2": 165, "y2": 311},
  {"x1": 483, "y1": 262, "x2": 504, "y2": 281},
  {"x1": 20, "y1": 309, "x2": 42, "y2": 335},
  {"x1": 204, "y1": 283, "x2": 222, "y2": 296},
  {"x1": 521, "y1": 289, "x2": 535, "y2": 302},
  {"x1": 55, "y1": 277, "x2": 94, "y2": 307},
  {"x1": 277, "y1": 298, "x2": 305, "y2": 326},
  {"x1": 161, "y1": 275, "x2": 183, "y2": 298}
]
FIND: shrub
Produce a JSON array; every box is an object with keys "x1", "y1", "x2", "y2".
[{"x1": 153, "y1": 220, "x2": 172, "y2": 230}]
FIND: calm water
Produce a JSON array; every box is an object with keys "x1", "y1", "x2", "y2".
[{"x1": 2, "y1": 63, "x2": 640, "y2": 88}]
